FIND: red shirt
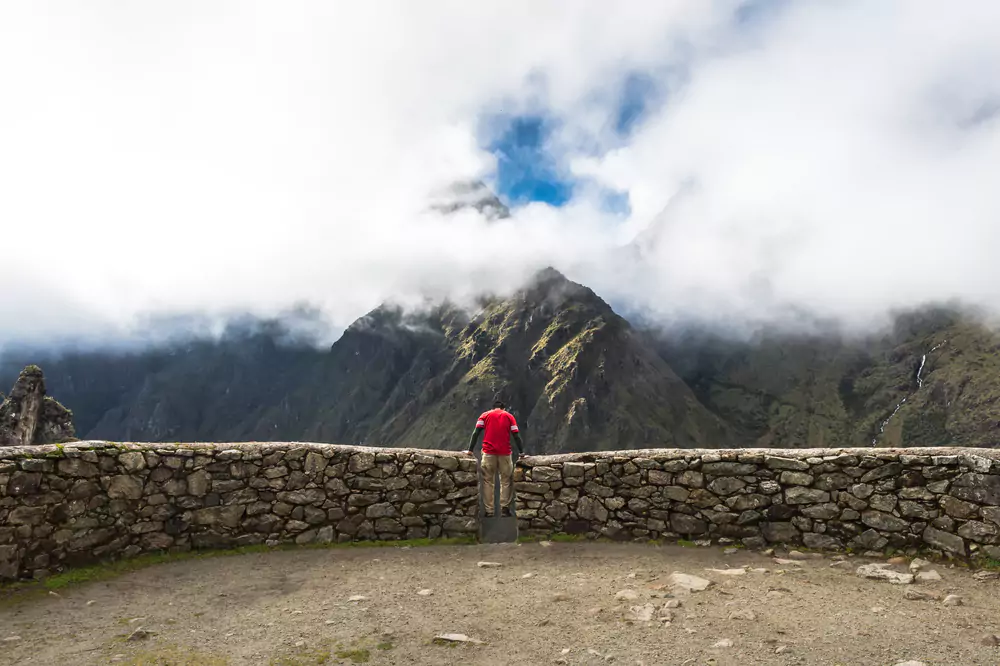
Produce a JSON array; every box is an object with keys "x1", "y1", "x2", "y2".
[{"x1": 476, "y1": 408, "x2": 519, "y2": 455}]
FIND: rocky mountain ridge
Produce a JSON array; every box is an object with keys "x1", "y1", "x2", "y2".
[{"x1": 5, "y1": 273, "x2": 1000, "y2": 451}]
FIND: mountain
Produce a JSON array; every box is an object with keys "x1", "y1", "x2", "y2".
[
  {"x1": 427, "y1": 180, "x2": 510, "y2": 220},
  {"x1": 8, "y1": 265, "x2": 1000, "y2": 451},
  {"x1": 655, "y1": 306, "x2": 1000, "y2": 448},
  {"x1": 1, "y1": 269, "x2": 732, "y2": 453}
]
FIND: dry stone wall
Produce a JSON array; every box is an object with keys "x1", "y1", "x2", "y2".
[
  {"x1": 4, "y1": 443, "x2": 1000, "y2": 582},
  {"x1": 0, "y1": 442, "x2": 478, "y2": 581},
  {"x1": 516, "y1": 448, "x2": 1000, "y2": 560}
]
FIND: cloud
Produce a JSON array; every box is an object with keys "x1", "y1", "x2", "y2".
[{"x1": 2, "y1": 1, "x2": 1000, "y2": 347}]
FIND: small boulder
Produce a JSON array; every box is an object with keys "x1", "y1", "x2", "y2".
[
  {"x1": 433, "y1": 633, "x2": 484, "y2": 645},
  {"x1": 628, "y1": 604, "x2": 655, "y2": 622},
  {"x1": 669, "y1": 572, "x2": 713, "y2": 592},
  {"x1": 914, "y1": 570, "x2": 942, "y2": 583},
  {"x1": 856, "y1": 564, "x2": 914, "y2": 584},
  {"x1": 477, "y1": 561, "x2": 503, "y2": 568},
  {"x1": 903, "y1": 589, "x2": 937, "y2": 601}
]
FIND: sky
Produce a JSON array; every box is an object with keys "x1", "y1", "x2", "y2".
[{"x1": 3, "y1": 1, "x2": 1000, "y2": 348}]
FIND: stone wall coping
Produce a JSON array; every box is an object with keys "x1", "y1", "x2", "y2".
[
  {"x1": 518, "y1": 447, "x2": 1000, "y2": 464},
  {"x1": 3, "y1": 441, "x2": 999, "y2": 462},
  {"x1": 0, "y1": 440, "x2": 467, "y2": 460}
]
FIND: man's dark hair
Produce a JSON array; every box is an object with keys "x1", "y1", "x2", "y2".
[{"x1": 493, "y1": 399, "x2": 505, "y2": 409}]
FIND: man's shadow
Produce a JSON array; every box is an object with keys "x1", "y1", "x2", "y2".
[{"x1": 475, "y1": 450, "x2": 519, "y2": 544}]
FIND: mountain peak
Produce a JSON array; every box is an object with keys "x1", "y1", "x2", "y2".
[{"x1": 428, "y1": 180, "x2": 510, "y2": 221}]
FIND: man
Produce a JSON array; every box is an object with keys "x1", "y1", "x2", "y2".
[{"x1": 465, "y1": 399, "x2": 527, "y2": 517}]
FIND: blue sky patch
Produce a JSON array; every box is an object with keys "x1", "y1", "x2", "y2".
[
  {"x1": 615, "y1": 72, "x2": 661, "y2": 137},
  {"x1": 484, "y1": 113, "x2": 575, "y2": 207}
]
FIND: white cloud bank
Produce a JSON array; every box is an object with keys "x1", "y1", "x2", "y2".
[{"x1": 2, "y1": 1, "x2": 1000, "y2": 346}]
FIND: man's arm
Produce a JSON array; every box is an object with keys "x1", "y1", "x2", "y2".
[
  {"x1": 466, "y1": 427, "x2": 483, "y2": 454},
  {"x1": 512, "y1": 431, "x2": 525, "y2": 456}
]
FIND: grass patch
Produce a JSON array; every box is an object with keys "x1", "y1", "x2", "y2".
[
  {"x1": 0, "y1": 536, "x2": 476, "y2": 601},
  {"x1": 333, "y1": 648, "x2": 370, "y2": 663},
  {"x1": 677, "y1": 539, "x2": 698, "y2": 548},
  {"x1": 549, "y1": 532, "x2": 586, "y2": 543},
  {"x1": 375, "y1": 642, "x2": 393, "y2": 651}
]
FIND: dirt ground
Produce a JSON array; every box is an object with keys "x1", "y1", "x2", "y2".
[{"x1": 1, "y1": 541, "x2": 998, "y2": 666}]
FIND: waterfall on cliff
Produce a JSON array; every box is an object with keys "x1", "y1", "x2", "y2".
[{"x1": 871, "y1": 341, "x2": 947, "y2": 446}]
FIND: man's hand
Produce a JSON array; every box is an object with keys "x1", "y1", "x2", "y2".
[
  {"x1": 463, "y1": 450, "x2": 474, "y2": 456},
  {"x1": 517, "y1": 455, "x2": 531, "y2": 465}
]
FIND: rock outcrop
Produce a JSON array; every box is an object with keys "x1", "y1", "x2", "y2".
[{"x1": 0, "y1": 366, "x2": 75, "y2": 447}]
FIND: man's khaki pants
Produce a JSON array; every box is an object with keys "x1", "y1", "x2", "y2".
[{"x1": 481, "y1": 453, "x2": 513, "y2": 514}]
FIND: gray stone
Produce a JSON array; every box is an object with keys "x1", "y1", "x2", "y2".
[
  {"x1": 662, "y1": 486, "x2": 690, "y2": 502},
  {"x1": 577, "y1": 497, "x2": 609, "y2": 522},
  {"x1": 784, "y1": 487, "x2": 831, "y2": 505},
  {"x1": 899, "y1": 501, "x2": 937, "y2": 520},
  {"x1": 531, "y1": 466, "x2": 560, "y2": 482},
  {"x1": 899, "y1": 487, "x2": 935, "y2": 501},
  {"x1": 728, "y1": 494, "x2": 769, "y2": 511},
  {"x1": 861, "y1": 510, "x2": 909, "y2": 532},
  {"x1": 365, "y1": 503, "x2": 399, "y2": 519},
  {"x1": 707, "y1": 477, "x2": 745, "y2": 496},
  {"x1": 676, "y1": 471, "x2": 704, "y2": 488},
  {"x1": 801, "y1": 503, "x2": 840, "y2": 520},
  {"x1": 922, "y1": 526, "x2": 966, "y2": 556},
  {"x1": 855, "y1": 529, "x2": 888, "y2": 551},
  {"x1": 701, "y1": 462, "x2": 757, "y2": 476},
  {"x1": 950, "y1": 473, "x2": 1000, "y2": 506},
  {"x1": 856, "y1": 563, "x2": 913, "y2": 584},
  {"x1": 191, "y1": 505, "x2": 245, "y2": 529},
  {"x1": 304, "y1": 452, "x2": 327, "y2": 475},
  {"x1": 647, "y1": 470, "x2": 671, "y2": 485},
  {"x1": 814, "y1": 473, "x2": 853, "y2": 491},
  {"x1": 869, "y1": 494, "x2": 897, "y2": 513},
  {"x1": 761, "y1": 522, "x2": 799, "y2": 543},
  {"x1": 759, "y1": 480, "x2": 781, "y2": 494},
  {"x1": 186, "y1": 470, "x2": 211, "y2": 497},
  {"x1": 278, "y1": 489, "x2": 326, "y2": 505},
  {"x1": 780, "y1": 471, "x2": 814, "y2": 486},
  {"x1": 850, "y1": 483, "x2": 875, "y2": 499},
  {"x1": 348, "y1": 452, "x2": 376, "y2": 473},
  {"x1": 106, "y1": 475, "x2": 144, "y2": 500},
  {"x1": 670, "y1": 513, "x2": 707, "y2": 535},
  {"x1": 860, "y1": 463, "x2": 903, "y2": 483},
  {"x1": 940, "y1": 496, "x2": 978, "y2": 519},
  {"x1": 764, "y1": 456, "x2": 810, "y2": 471},
  {"x1": 957, "y1": 520, "x2": 998, "y2": 542},
  {"x1": 926, "y1": 480, "x2": 950, "y2": 494},
  {"x1": 803, "y1": 533, "x2": 842, "y2": 550},
  {"x1": 58, "y1": 459, "x2": 98, "y2": 478},
  {"x1": 118, "y1": 452, "x2": 147, "y2": 472},
  {"x1": 981, "y1": 506, "x2": 1000, "y2": 527}
]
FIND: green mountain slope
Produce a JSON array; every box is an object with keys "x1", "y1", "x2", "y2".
[
  {"x1": 656, "y1": 307, "x2": 1000, "y2": 448},
  {"x1": 1, "y1": 269, "x2": 732, "y2": 453}
]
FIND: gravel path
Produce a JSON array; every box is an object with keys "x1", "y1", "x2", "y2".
[{"x1": 0, "y1": 542, "x2": 998, "y2": 665}]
